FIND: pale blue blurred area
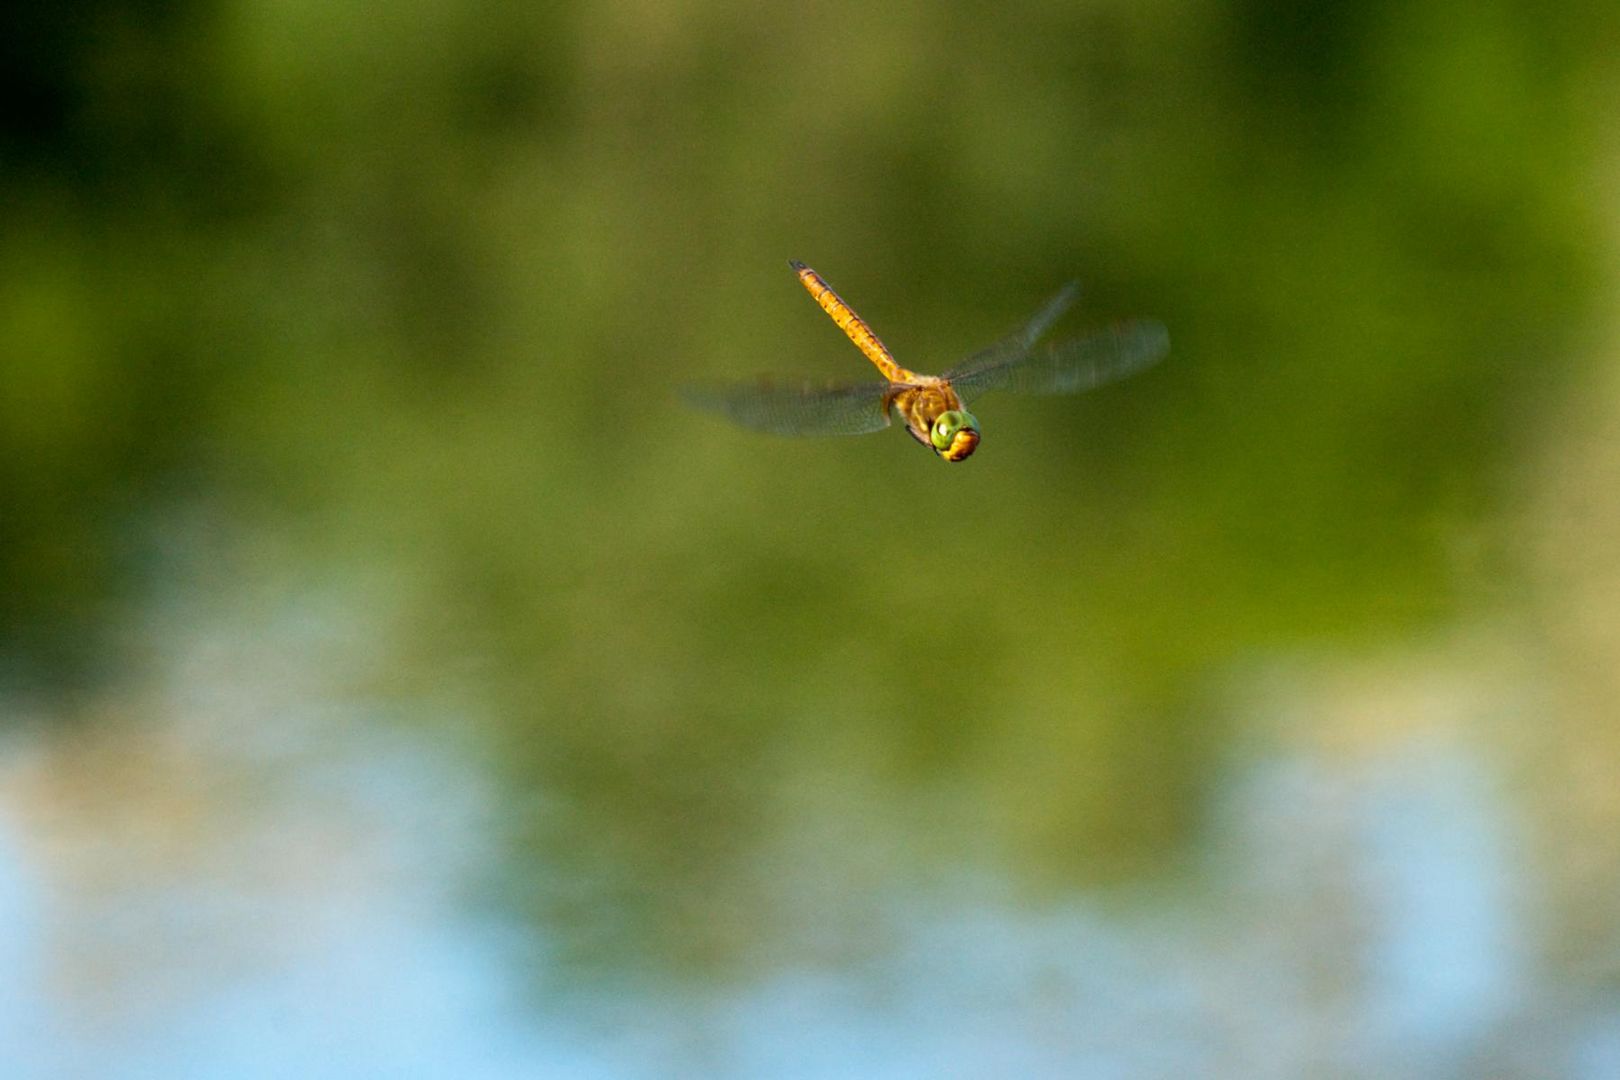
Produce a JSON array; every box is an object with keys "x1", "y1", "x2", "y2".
[
  {"x1": 3, "y1": 709, "x2": 1614, "y2": 1079},
  {"x1": 0, "y1": 804, "x2": 49, "y2": 1076},
  {"x1": 1361, "y1": 746, "x2": 1519, "y2": 1065}
]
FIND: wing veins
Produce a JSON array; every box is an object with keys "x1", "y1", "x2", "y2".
[{"x1": 681, "y1": 377, "x2": 895, "y2": 437}]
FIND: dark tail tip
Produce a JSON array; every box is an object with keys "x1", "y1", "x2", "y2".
[{"x1": 788, "y1": 259, "x2": 807, "y2": 271}]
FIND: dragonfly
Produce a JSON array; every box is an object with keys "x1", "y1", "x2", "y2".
[{"x1": 682, "y1": 261, "x2": 1169, "y2": 462}]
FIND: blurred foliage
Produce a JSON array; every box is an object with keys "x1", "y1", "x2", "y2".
[{"x1": 1, "y1": 0, "x2": 1614, "y2": 981}]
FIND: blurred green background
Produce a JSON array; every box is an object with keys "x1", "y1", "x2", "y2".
[{"x1": 3, "y1": 0, "x2": 1619, "y2": 1075}]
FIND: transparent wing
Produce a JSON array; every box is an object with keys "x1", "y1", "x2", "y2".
[
  {"x1": 680, "y1": 378, "x2": 895, "y2": 437},
  {"x1": 947, "y1": 319, "x2": 1169, "y2": 399},
  {"x1": 949, "y1": 282, "x2": 1081, "y2": 376}
]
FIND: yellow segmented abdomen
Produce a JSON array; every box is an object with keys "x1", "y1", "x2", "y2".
[{"x1": 791, "y1": 261, "x2": 919, "y2": 384}]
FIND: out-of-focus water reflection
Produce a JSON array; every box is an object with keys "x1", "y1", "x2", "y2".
[{"x1": 4, "y1": 607, "x2": 1616, "y2": 1079}]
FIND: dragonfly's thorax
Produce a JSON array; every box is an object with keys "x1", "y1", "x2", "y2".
[
  {"x1": 891, "y1": 381, "x2": 979, "y2": 461},
  {"x1": 891, "y1": 382, "x2": 955, "y2": 437}
]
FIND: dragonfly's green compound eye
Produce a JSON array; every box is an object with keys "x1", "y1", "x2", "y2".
[{"x1": 930, "y1": 409, "x2": 979, "y2": 452}]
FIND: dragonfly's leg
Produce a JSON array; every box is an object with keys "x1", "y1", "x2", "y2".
[
  {"x1": 881, "y1": 384, "x2": 903, "y2": 426},
  {"x1": 886, "y1": 385, "x2": 927, "y2": 447}
]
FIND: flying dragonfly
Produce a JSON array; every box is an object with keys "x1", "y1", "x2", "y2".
[{"x1": 682, "y1": 261, "x2": 1169, "y2": 462}]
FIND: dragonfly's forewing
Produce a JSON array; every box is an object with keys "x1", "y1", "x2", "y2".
[
  {"x1": 681, "y1": 378, "x2": 895, "y2": 437},
  {"x1": 947, "y1": 319, "x2": 1168, "y2": 399},
  {"x1": 951, "y1": 282, "x2": 1081, "y2": 376}
]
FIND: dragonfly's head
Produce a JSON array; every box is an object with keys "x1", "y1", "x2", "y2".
[{"x1": 931, "y1": 408, "x2": 980, "y2": 462}]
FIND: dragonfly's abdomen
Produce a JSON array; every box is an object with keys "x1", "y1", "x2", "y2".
[{"x1": 792, "y1": 262, "x2": 919, "y2": 384}]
